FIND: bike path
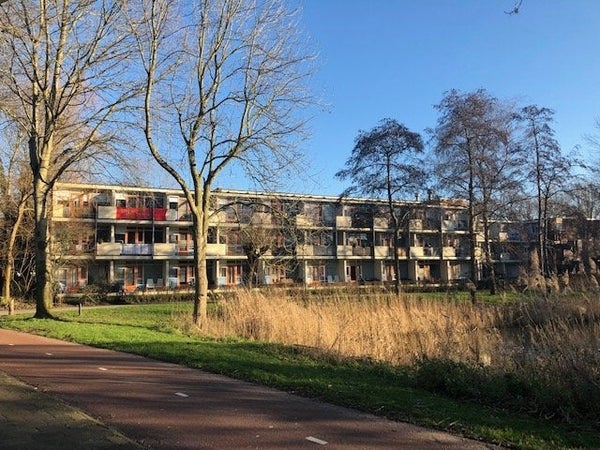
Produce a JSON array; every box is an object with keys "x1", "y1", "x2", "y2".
[{"x1": 0, "y1": 328, "x2": 499, "y2": 449}]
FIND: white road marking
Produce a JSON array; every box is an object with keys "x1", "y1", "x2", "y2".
[
  {"x1": 306, "y1": 436, "x2": 328, "y2": 445},
  {"x1": 175, "y1": 392, "x2": 189, "y2": 397}
]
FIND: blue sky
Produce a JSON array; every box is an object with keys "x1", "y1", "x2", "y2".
[{"x1": 244, "y1": 0, "x2": 600, "y2": 196}]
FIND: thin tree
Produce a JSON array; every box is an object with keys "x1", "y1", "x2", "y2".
[
  {"x1": 336, "y1": 118, "x2": 425, "y2": 295},
  {"x1": 432, "y1": 89, "x2": 520, "y2": 298},
  {"x1": 0, "y1": 127, "x2": 32, "y2": 315},
  {"x1": 0, "y1": 0, "x2": 140, "y2": 317},
  {"x1": 567, "y1": 181, "x2": 600, "y2": 220},
  {"x1": 128, "y1": 0, "x2": 314, "y2": 327},
  {"x1": 515, "y1": 105, "x2": 572, "y2": 278}
]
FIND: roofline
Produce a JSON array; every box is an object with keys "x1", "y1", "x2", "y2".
[{"x1": 54, "y1": 182, "x2": 465, "y2": 208}]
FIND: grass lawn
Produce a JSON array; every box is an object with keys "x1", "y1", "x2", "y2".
[{"x1": 1, "y1": 302, "x2": 598, "y2": 450}]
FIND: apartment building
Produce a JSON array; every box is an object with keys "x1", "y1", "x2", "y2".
[{"x1": 50, "y1": 182, "x2": 530, "y2": 293}]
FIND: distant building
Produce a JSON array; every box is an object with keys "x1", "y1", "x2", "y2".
[{"x1": 52, "y1": 182, "x2": 588, "y2": 293}]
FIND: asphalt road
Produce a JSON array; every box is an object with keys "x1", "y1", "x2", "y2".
[{"x1": 0, "y1": 328, "x2": 499, "y2": 449}]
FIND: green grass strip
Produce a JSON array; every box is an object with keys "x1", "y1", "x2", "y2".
[{"x1": 1, "y1": 304, "x2": 598, "y2": 450}]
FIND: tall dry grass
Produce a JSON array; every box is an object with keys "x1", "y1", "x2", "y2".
[
  {"x1": 207, "y1": 289, "x2": 504, "y2": 365},
  {"x1": 202, "y1": 288, "x2": 600, "y2": 422}
]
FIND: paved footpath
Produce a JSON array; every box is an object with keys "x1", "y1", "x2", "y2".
[{"x1": 0, "y1": 329, "x2": 500, "y2": 449}]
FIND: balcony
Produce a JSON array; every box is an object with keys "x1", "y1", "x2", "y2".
[
  {"x1": 374, "y1": 246, "x2": 392, "y2": 258},
  {"x1": 410, "y1": 246, "x2": 441, "y2": 258},
  {"x1": 251, "y1": 212, "x2": 272, "y2": 226},
  {"x1": 296, "y1": 245, "x2": 335, "y2": 257},
  {"x1": 409, "y1": 219, "x2": 422, "y2": 231},
  {"x1": 337, "y1": 245, "x2": 371, "y2": 257},
  {"x1": 374, "y1": 246, "x2": 409, "y2": 258},
  {"x1": 95, "y1": 242, "x2": 223, "y2": 257},
  {"x1": 295, "y1": 214, "x2": 314, "y2": 227},
  {"x1": 116, "y1": 207, "x2": 167, "y2": 221},
  {"x1": 121, "y1": 244, "x2": 152, "y2": 255},
  {"x1": 206, "y1": 243, "x2": 226, "y2": 256},
  {"x1": 153, "y1": 243, "x2": 178, "y2": 257},
  {"x1": 97, "y1": 205, "x2": 116, "y2": 219},
  {"x1": 96, "y1": 242, "x2": 178, "y2": 256},
  {"x1": 53, "y1": 205, "x2": 95, "y2": 219},
  {"x1": 96, "y1": 242, "x2": 121, "y2": 256},
  {"x1": 373, "y1": 217, "x2": 389, "y2": 229},
  {"x1": 227, "y1": 244, "x2": 245, "y2": 256},
  {"x1": 442, "y1": 246, "x2": 456, "y2": 258},
  {"x1": 165, "y1": 209, "x2": 178, "y2": 221},
  {"x1": 96, "y1": 206, "x2": 169, "y2": 221},
  {"x1": 442, "y1": 219, "x2": 468, "y2": 232},
  {"x1": 335, "y1": 216, "x2": 352, "y2": 228}
]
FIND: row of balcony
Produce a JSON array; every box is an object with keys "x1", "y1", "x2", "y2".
[
  {"x1": 84, "y1": 242, "x2": 520, "y2": 261},
  {"x1": 96, "y1": 242, "x2": 225, "y2": 257},
  {"x1": 54, "y1": 204, "x2": 533, "y2": 246},
  {"x1": 55, "y1": 206, "x2": 477, "y2": 235},
  {"x1": 54, "y1": 205, "x2": 194, "y2": 222},
  {"x1": 297, "y1": 245, "x2": 474, "y2": 259}
]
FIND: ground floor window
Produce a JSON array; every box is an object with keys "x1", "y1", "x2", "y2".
[{"x1": 308, "y1": 264, "x2": 326, "y2": 283}]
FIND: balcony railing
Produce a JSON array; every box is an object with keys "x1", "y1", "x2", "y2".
[
  {"x1": 295, "y1": 214, "x2": 314, "y2": 227},
  {"x1": 116, "y1": 207, "x2": 167, "y2": 221},
  {"x1": 53, "y1": 206, "x2": 95, "y2": 219},
  {"x1": 337, "y1": 245, "x2": 371, "y2": 257},
  {"x1": 227, "y1": 244, "x2": 245, "y2": 256},
  {"x1": 121, "y1": 244, "x2": 152, "y2": 255},
  {"x1": 96, "y1": 242, "x2": 178, "y2": 256},
  {"x1": 96, "y1": 242, "x2": 226, "y2": 256},
  {"x1": 154, "y1": 243, "x2": 178, "y2": 256},
  {"x1": 97, "y1": 205, "x2": 170, "y2": 221},
  {"x1": 442, "y1": 220, "x2": 468, "y2": 231},
  {"x1": 296, "y1": 245, "x2": 335, "y2": 257},
  {"x1": 374, "y1": 246, "x2": 391, "y2": 257},
  {"x1": 373, "y1": 217, "x2": 389, "y2": 229},
  {"x1": 410, "y1": 246, "x2": 441, "y2": 258},
  {"x1": 335, "y1": 216, "x2": 352, "y2": 228},
  {"x1": 207, "y1": 243, "x2": 226, "y2": 256},
  {"x1": 409, "y1": 219, "x2": 422, "y2": 231}
]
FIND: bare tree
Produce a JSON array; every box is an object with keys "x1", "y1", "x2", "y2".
[
  {"x1": 0, "y1": 126, "x2": 32, "y2": 314},
  {"x1": 336, "y1": 118, "x2": 425, "y2": 295},
  {"x1": 566, "y1": 181, "x2": 600, "y2": 220},
  {"x1": 432, "y1": 89, "x2": 521, "y2": 298},
  {"x1": 515, "y1": 105, "x2": 574, "y2": 277},
  {"x1": 0, "y1": 0, "x2": 141, "y2": 317},
  {"x1": 217, "y1": 199, "x2": 275, "y2": 288},
  {"x1": 128, "y1": 0, "x2": 314, "y2": 327}
]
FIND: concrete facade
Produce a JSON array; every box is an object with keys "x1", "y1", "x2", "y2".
[{"x1": 51, "y1": 182, "x2": 534, "y2": 292}]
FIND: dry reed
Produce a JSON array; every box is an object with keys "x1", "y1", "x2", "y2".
[
  {"x1": 201, "y1": 287, "x2": 600, "y2": 422},
  {"x1": 206, "y1": 289, "x2": 510, "y2": 366}
]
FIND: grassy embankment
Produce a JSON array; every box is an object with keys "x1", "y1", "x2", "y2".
[{"x1": 1, "y1": 288, "x2": 599, "y2": 449}]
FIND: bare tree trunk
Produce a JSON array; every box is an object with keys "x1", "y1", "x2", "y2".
[
  {"x1": 482, "y1": 214, "x2": 497, "y2": 295},
  {"x1": 4, "y1": 199, "x2": 27, "y2": 315},
  {"x1": 468, "y1": 156, "x2": 478, "y2": 304},
  {"x1": 392, "y1": 227, "x2": 402, "y2": 296},
  {"x1": 32, "y1": 187, "x2": 53, "y2": 318},
  {"x1": 191, "y1": 205, "x2": 209, "y2": 328}
]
